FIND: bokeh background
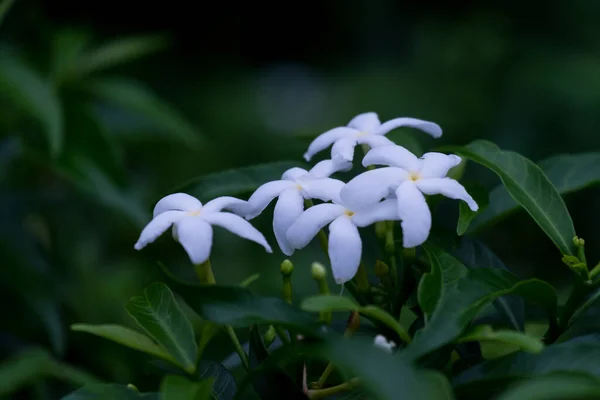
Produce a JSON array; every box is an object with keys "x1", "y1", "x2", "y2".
[{"x1": 1, "y1": 0, "x2": 599, "y2": 397}]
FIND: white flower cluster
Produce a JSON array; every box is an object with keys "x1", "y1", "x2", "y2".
[{"x1": 134, "y1": 112, "x2": 478, "y2": 284}]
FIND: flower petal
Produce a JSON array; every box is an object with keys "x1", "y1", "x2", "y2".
[
  {"x1": 417, "y1": 178, "x2": 478, "y2": 211},
  {"x1": 282, "y1": 167, "x2": 309, "y2": 181},
  {"x1": 308, "y1": 159, "x2": 351, "y2": 178},
  {"x1": 301, "y1": 178, "x2": 345, "y2": 204},
  {"x1": 134, "y1": 210, "x2": 186, "y2": 250},
  {"x1": 395, "y1": 181, "x2": 431, "y2": 248},
  {"x1": 375, "y1": 117, "x2": 442, "y2": 138},
  {"x1": 273, "y1": 189, "x2": 305, "y2": 256},
  {"x1": 352, "y1": 199, "x2": 399, "y2": 227},
  {"x1": 419, "y1": 152, "x2": 462, "y2": 178},
  {"x1": 331, "y1": 136, "x2": 358, "y2": 165},
  {"x1": 303, "y1": 127, "x2": 358, "y2": 161},
  {"x1": 328, "y1": 216, "x2": 362, "y2": 284},
  {"x1": 202, "y1": 196, "x2": 248, "y2": 215},
  {"x1": 153, "y1": 193, "x2": 202, "y2": 217},
  {"x1": 245, "y1": 180, "x2": 296, "y2": 219},
  {"x1": 201, "y1": 212, "x2": 272, "y2": 253},
  {"x1": 173, "y1": 217, "x2": 213, "y2": 264},
  {"x1": 362, "y1": 145, "x2": 421, "y2": 171},
  {"x1": 347, "y1": 112, "x2": 381, "y2": 133},
  {"x1": 340, "y1": 167, "x2": 407, "y2": 210},
  {"x1": 286, "y1": 204, "x2": 345, "y2": 249},
  {"x1": 357, "y1": 134, "x2": 395, "y2": 149}
]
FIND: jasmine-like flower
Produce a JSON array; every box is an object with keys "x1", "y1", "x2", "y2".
[
  {"x1": 134, "y1": 193, "x2": 272, "y2": 264},
  {"x1": 303, "y1": 112, "x2": 442, "y2": 165},
  {"x1": 245, "y1": 160, "x2": 350, "y2": 255},
  {"x1": 340, "y1": 145, "x2": 478, "y2": 248},
  {"x1": 373, "y1": 334, "x2": 397, "y2": 353},
  {"x1": 286, "y1": 197, "x2": 399, "y2": 284}
]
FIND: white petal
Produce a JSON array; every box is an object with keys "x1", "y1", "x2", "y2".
[
  {"x1": 303, "y1": 127, "x2": 358, "y2": 161},
  {"x1": 328, "y1": 216, "x2": 362, "y2": 284},
  {"x1": 202, "y1": 196, "x2": 248, "y2": 215},
  {"x1": 357, "y1": 134, "x2": 394, "y2": 149},
  {"x1": 301, "y1": 178, "x2": 345, "y2": 204},
  {"x1": 286, "y1": 203, "x2": 345, "y2": 249},
  {"x1": 273, "y1": 189, "x2": 305, "y2": 256},
  {"x1": 331, "y1": 136, "x2": 358, "y2": 165},
  {"x1": 395, "y1": 181, "x2": 431, "y2": 248},
  {"x1": 352, "y1": 199, "x2": 399, "y2": 227},
  {"x1": 417, "y1": 178, "x2": 478, "y2": 211},
  {"x1": 308, "y1": 159, "x2": 351, "y2": 178},
  {"x1": 245, "y1": 180, "x2": 296, "y2": 219},
  {"x1": 201, "y1": 212, "x2": 272, "y2": 253},
  {"x1": 282, "y1": 167, "x2": 309, "y2": 181},
  {"x1": 153, "y1": 193, "x2": 202, "y2": 217},
  {"x1": 339, "y1": 167, "x2": 407, "y2": 210},
  {"x1": 347, "y1": 112, "x2": 381, "y2": 133},
  {"x1": 375, "y1": 117, "x2": 442, "y2": 138},
  {"x1": 173, "y1": 217, "x2": 213, "y2": 264},
  {"x1": 362, "y1": 145, "x2": 421, "y2": 171},
  {"x1": 419, "y1": 152, "x2": 462, "y2": 178},
  {"x1": 134, "y1": 210, "x2": 186, "y2": 250}
]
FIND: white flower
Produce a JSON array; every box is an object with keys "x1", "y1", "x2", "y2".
[
  {"x1": 134, "y1": 193, "x2": 272, "y2": 264},
  {"x1": 340, "y1": 145, "x2": 478, "y2": 248},
  {"x1": 373, "y1": 334, "x2": 397, "y2": 353},
  {"x1": 303, "y1": 112, "x2": 442, "y2": 165},
  {"x1": 286, "y1": 197, "x2": 399, "y2": 284},
  {"x1": 245, "y1": 159, "x2": 350, "y2": 256}
]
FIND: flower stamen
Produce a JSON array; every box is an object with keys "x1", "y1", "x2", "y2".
[
  {"x1": 344, "y1": 210, "x2": 355, "y2": 217},
  {"x1": 408, "y1": 171, "x2": 421, "y2": 182}
]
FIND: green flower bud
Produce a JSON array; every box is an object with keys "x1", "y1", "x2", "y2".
[
  {"x1": 311, "y1": 262, "x2": 327, "y2": 280},
  {"x1": 280, "y1": 259, "x2": 294, "y2": 277}
]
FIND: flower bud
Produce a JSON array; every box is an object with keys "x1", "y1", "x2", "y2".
[
  {"x1": 346, "y1": 311, "x2": 360, "y2": 334},
  {"x1": 311, "y1": 262, "x2": 326, "y2": 280},
  {"x1": 374, "y1": 260, "x2": 389, "y2": 277},
  {"x1": 126, "y1": 384, "x2": 139, "y2": 392},
  {"x1": 280, "y1": 259, "x2": 294, "y2": 277},
  {"x1": 263, "y1": 325, "x2": 277, "y2": 347}
]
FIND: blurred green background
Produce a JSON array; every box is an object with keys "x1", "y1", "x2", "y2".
[{"x1": 1, "y1": 0, "x2": 599, "y2": 397}]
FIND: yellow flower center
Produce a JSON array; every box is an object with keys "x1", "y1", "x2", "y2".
[
  {"x1": 296, "y1": 184, "x2": 303, "y2": 191},
  {"x1": 409, "y1": 171, "x2": 421, "y2": 182},
  {"x1": 344, "y1": 210, "x2": 355, "y2": 217},
  {"x1": 356, "y1": 131, "x2": 368, "y2": 137},
  {"x1": 187, "y1": 209, "x2": 202, "y2": 216}
]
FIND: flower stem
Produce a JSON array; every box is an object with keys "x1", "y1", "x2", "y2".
[
  {"x1": 308, "y1": 378, "x2": 360, "y2": 399},
  {"x1": 384, "y1": 221, "x2": 398, "y2": 287},
  {"x1": 354, "y1": 262, "x2": 370, "y2": 293},
  {"x1": 194, "y1": 259, "x2": 249, "y2": 370}
]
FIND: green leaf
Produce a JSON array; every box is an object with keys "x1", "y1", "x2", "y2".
[
  {"x1": 88, "y1": 78, "x2": 201, "y2": 147},
  {"x1": 195, "y1": 361, "x2": 237, "y2": 400},
  {"x1": 178, "y1": 284, "x2": 323, "y2": 336},
  {"x1": 62, "y1": 384, "x2": 159, "y2": 399},
  {"x1": 160, "y1": 376, "x2": 213, "y2": 400},
  {"x1": 300, "y1": 295, "x2": 359, "y2": 313},
  {"x1": 558, "y1": 288, "x2": 600, "y2": 342},
  {"x1": 359, "y1": 306, "x2": 412, "y2": 344},
  {"x1": 0, "y1": 0, "x2": 15, "y2": 27},
  {"x1": 457, "y1": 325, "x2": 544, "y2": 354},
  {"x1": 446, "y1": 140, "x2": 577, "y2": 255},
  {"x1": 126, "y1": 283, "x2": 198, "y2": 373},
  {"x1": 75, "y1": 35, "x2": 168, "y2": 76},
  {"x1": 456, "y1": 182, "x2": 489, "y2": 235},
  {"x1": 471, "y1": 152, "x2": 600, "y2": 232},
  {"x1": 403, "y1": 267, "x2": 557, "y2": 362},
  {"x1": 0, "y1": 53, "x2": 64, "y2": 157},
  {"x1": 495, "y1": 372, "x2": 600, "y2": 400},
  {"x1": 71, "y1": 324, "x2": 175, "y2": 363},
  {"x1": 244, "y1": 336, "x2": 454, "y2": 400},
  {"x1": 178, "y1": 161, "x2": 302, "y2": 202}
]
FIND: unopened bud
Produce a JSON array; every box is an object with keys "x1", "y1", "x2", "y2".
[
  {"x1": 280, "y1": 259, "x2": 294, "y2": 277},
  {"x1": 345, "y1": 311, "x2": 360, "y2": 334},
  {"x1": 126, "y1": 384, "x2": 139, "y2": 392},
  {"x1": 374, "y1": 260, "x2": 389, "y2": 277},
  {"x1": 574, "y1": 236, "x2": 585, "y2": 247},
  {"x1": 311, "y1": 262, "x2": 327, "y2": 280},
  {"x1": 263, "y1": 325, "x2": 276, "y2": 347}
]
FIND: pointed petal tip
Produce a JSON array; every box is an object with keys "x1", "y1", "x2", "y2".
[
  {"x1": 134, "y1": 242, "x2": 143, "y2": 251},
  {"x1": 303, "y1": 153, "x2": 312, "y2": 162}
]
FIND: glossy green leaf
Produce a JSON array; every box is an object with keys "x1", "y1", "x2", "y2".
[
  {"x1": 126, "y1": 283, "x2": 198, "y2": 373},
  {"x1": 0, "y1": 0, "x2": 15, "y2": 27},
  {"x1": 418, "y1": 246, "x2": 444, "y2": 320},
  {"x1": 88, "y1": 78, "x2": 201, "y2": 146},
  {"x1": 471, "y1": 152, "x2": 600, "y2": 232},
  {"x1": 496, "y1": 372, "x2": 600, "y2": 400},
  {"x1": 0, "y1": 53, "x2": 64, "y2": 157},
  {"x1": 447, "y1": 140, "x2": 576, "y2": 255},
  {"x1": 457, "y1": 325, "x2": 544, "y2": 354},
  {"x1": 195, "y1": 361, "x2": 237, "y2": 400},
  {"x1": 558, "y1": 288, "x2": 600, "y2": 342},
  {"x1": 403, "y1": 267, "x2": 557, "y2": 362},
  {"x1": 178, "y1": 161, "x2": 301, "y2": 202},
  {"x1": 62, "y1": 384, "x2": 159, "y2": 399},
  {"x1": 456, "y1": 182, "x2": 489, "y2": 235},
  {"x1": 160, "y1": 376, "x2": 213, "y2": 400},
  {"x1": 300, "y1": 295, "x2": 359, "y2": 313},
  {"x1": 71, "y1": 324, "x2": 175, "y2": 363},
  {"x1": 75, "y1": 35, "x2": 168, "y2": 75},
  {"x1": 178, "y1": 284, "x2": 323, "y2": 336}
]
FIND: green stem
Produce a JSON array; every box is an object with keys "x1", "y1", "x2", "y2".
[
  {"x1": 315, "y1": 363, "x2": 335, "y2": 389},
  {"x1": 385, "y1": 221, "x2": 398, "y2": 287},
  {"x1": 275, "y1": 326, "x2": 291, "y2": 344},
  {"x1": 309, "y1": 378, "x2": 360, "y2": 399},
  {"x1": 560, "y1": 276, "x2": 594, "y2": 331},
  {"x1": 195, "y1": 259, "x2": 250, "y2": 370},
  {"x1": 589, "y1": 262, "x2": 600, "y2": 280},
  {"x1": 354, "y1": 262, "x2": 370, "y2": 293}
]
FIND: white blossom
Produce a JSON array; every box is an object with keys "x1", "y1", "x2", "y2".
[
  {"x1": 286, "y1": 197, "x2": 399, "y2": 284},
  {"x1": 245, "y1": 160, "x2": 350, "y2": 255},
  {"x1": 303, "y1": 112, "x2": 442, "y2": 166},
  {"x1": 134, "y1": 193, "x2": 272, "y2": 264},
  {"x1": 340, "y1": 145, "x2": 478, "y2": 248},
  {"x1": 373, "y1": 334, "x2": 397, "y2": 353}
]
